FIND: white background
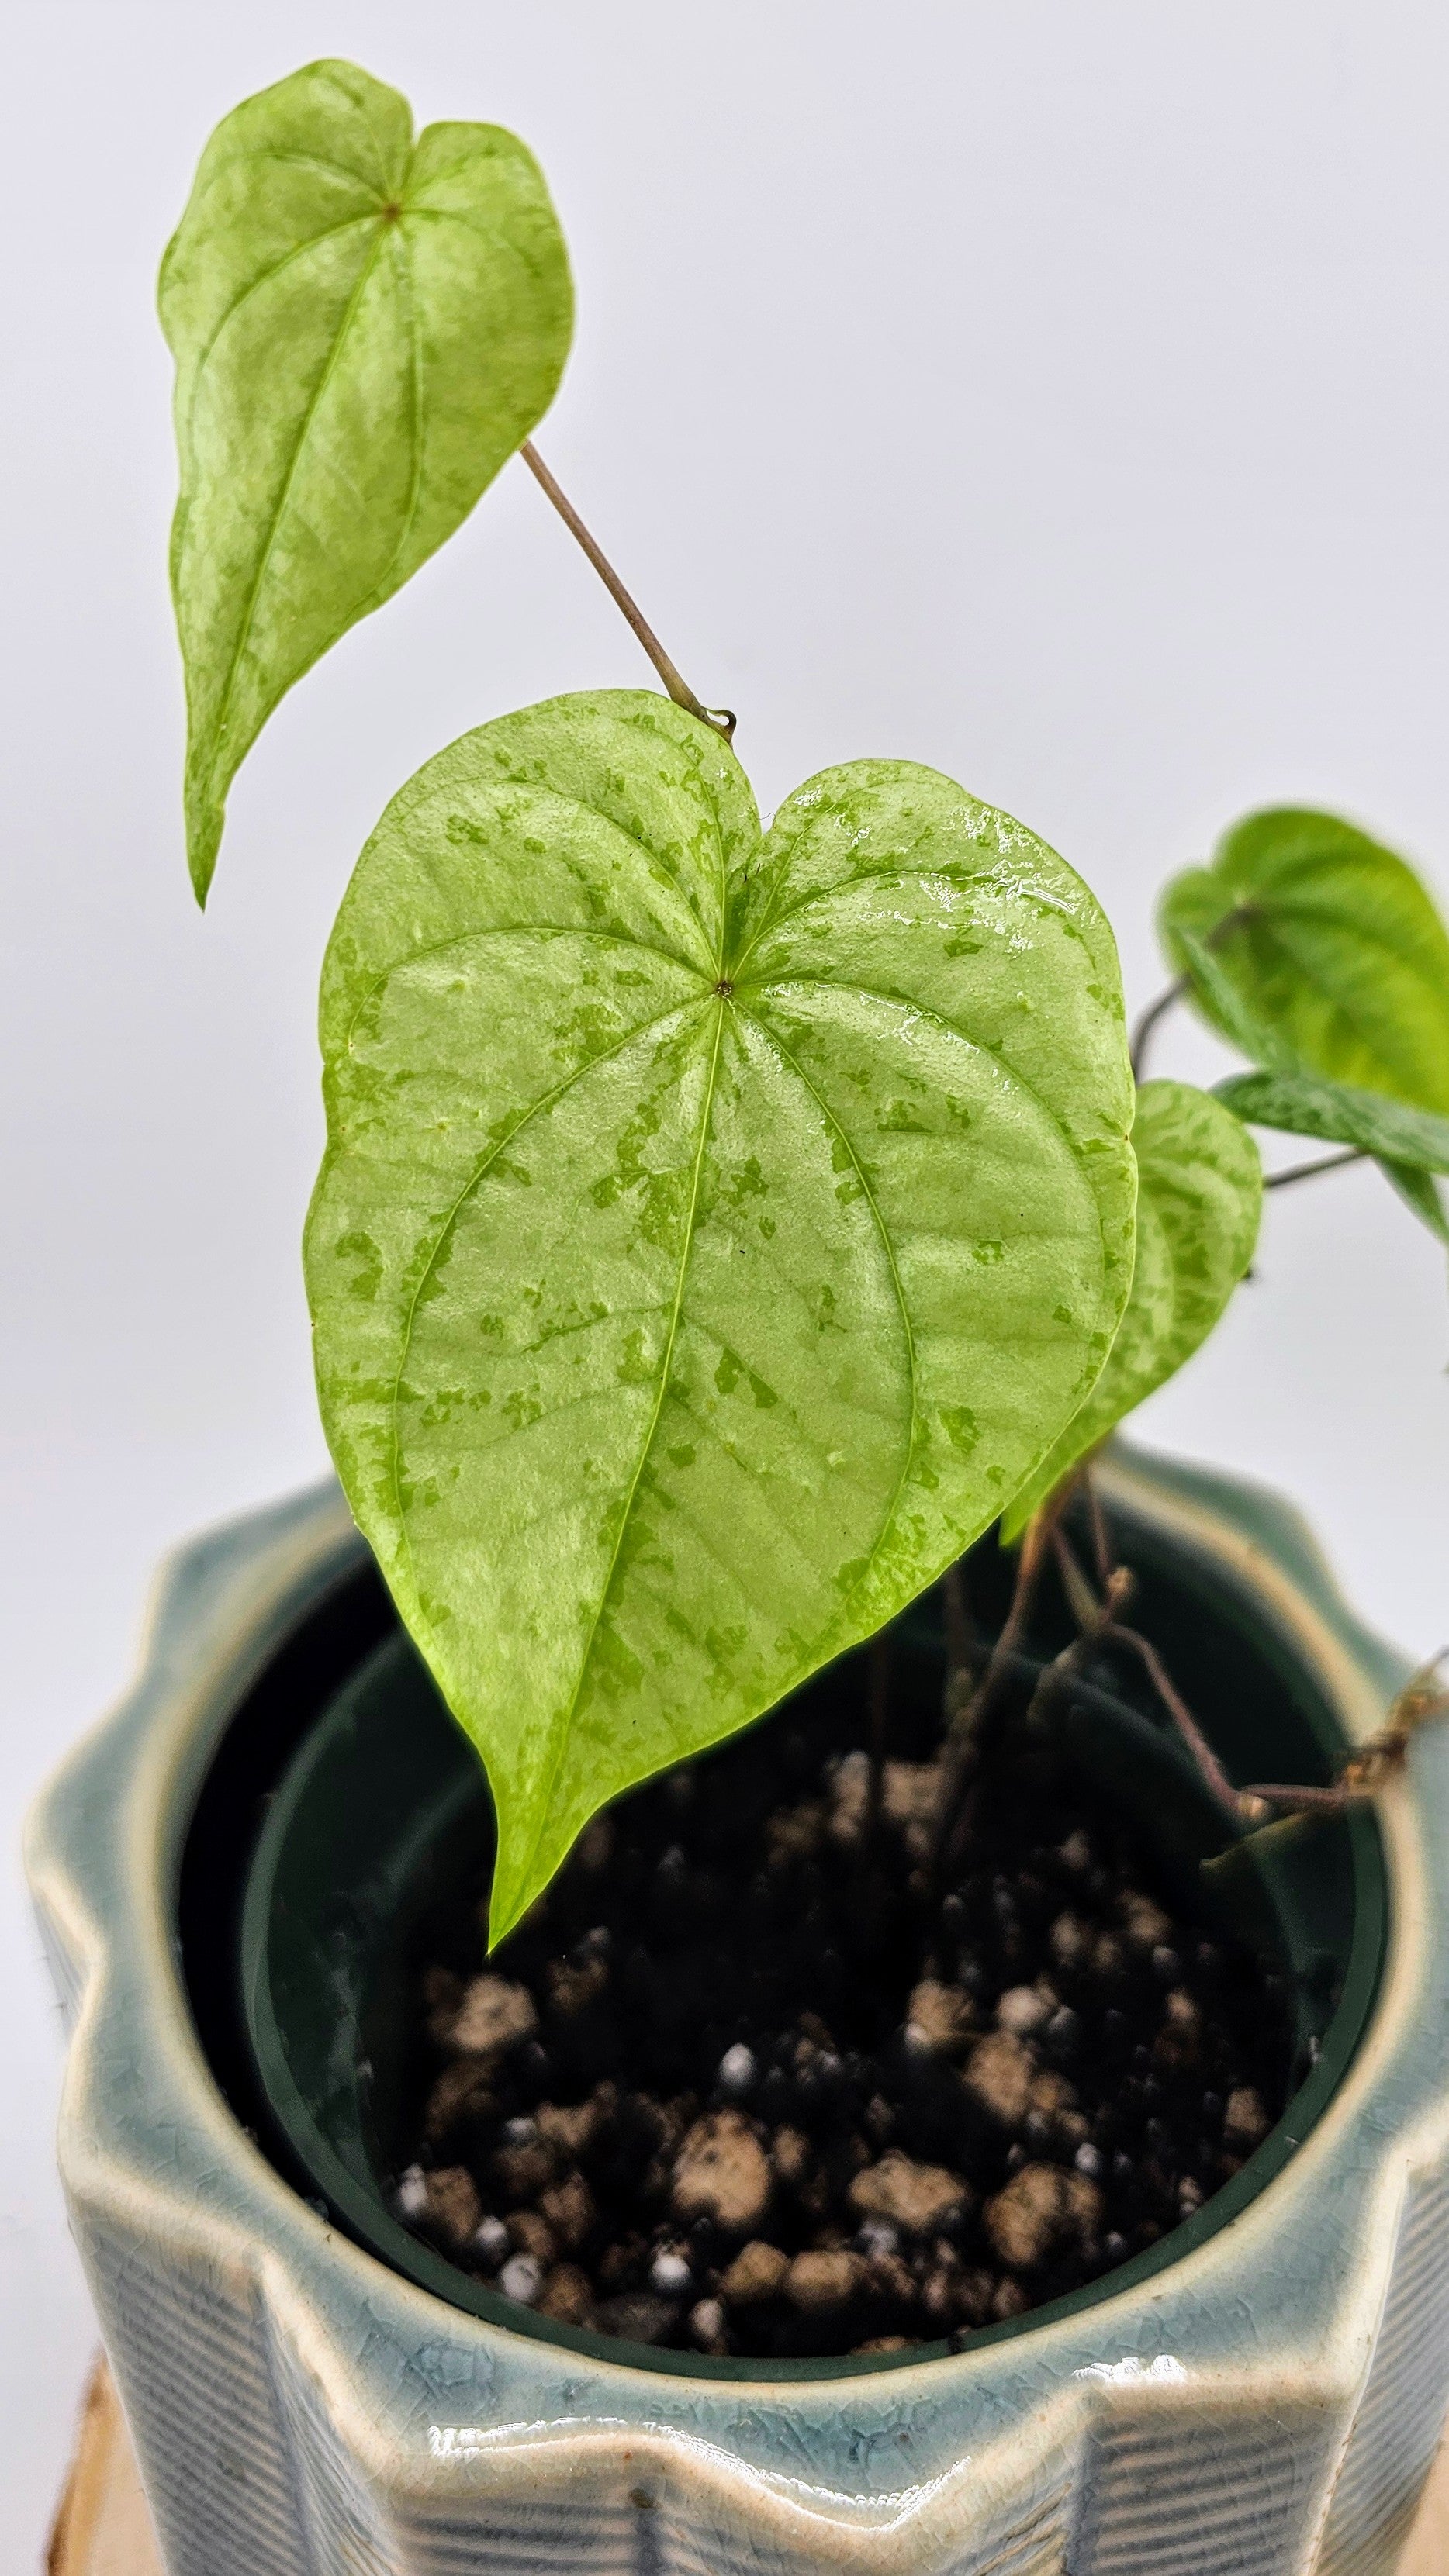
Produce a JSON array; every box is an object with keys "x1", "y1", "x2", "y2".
[{"x1": 4, "y1": 1, "x2": 1448, "y2": 2557}]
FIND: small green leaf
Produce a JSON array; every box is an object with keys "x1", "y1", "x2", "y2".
[
  {"x1": 1001, "y1": 1080, "x2": 1261, "y2": 1541},
  {"x1": 1160, "y1": 809, "x2": 1449, "y2": 1113},
  {"x1": 1215, "y1": 1069, "x2": 1449, "y2": 1172},
  {"x1": 306, "y1": 689, "x2": 1136, "y2": 1938},
  {"x1": 161, "y1": 59, "x2": 572, "y2": 900},
  {"x1": 1178, "y1": 933, "x2": 1449, "y2": 1245}
]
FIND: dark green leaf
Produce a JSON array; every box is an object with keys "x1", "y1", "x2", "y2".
[
  {"x1": 1161, "y1": 809, "x2": 1449, "y2": 1112},
  {"x1": 161, "y1": 59, "x2": 572, "y2": 900},
  {"x1": 306, "y1": 689, "x2": 1136, "y2": 1936},
  {"x1": 1001, "y1": 1080, "x2": 1261, "y2": 1539}
]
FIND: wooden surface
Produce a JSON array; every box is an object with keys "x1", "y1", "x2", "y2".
[
  {"x1": 44, "y1": 2351, "x2": 1449, "y2": 2573},
  {"x1": 1403, "y1": 2449, "x2": 1449, "y2": 2576},
  {"x1": 47, "y1": 2360, "x2": 163, "y2": 2576}
]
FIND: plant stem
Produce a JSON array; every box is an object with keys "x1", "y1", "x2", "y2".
[
  {"x1": 1264, "y1": 1147, "x2": 1366, "y2": 1190},
  {"x1": 1129, "y1": 975, "x2": 1188, "y2": 1080},
  {"x1": 1102, "y1": 1618, "x2": 1267, "y2": 1826},
  {"x1": 1052, "y1": 1541, "x2": 1449, "y2": 1826},
  {"x1": 519, "y1": 443, "x2": 735, "y2": 741},
  {"x1": 941, "y1": 1561, "x2": 972, "y2": 1687},
  {"x1": 1129, "y1": 902, "x2": 1263, "y2": 1080},
  {"x1": 867, "y1": 1630, "x2": 890, "y2": 1847},
  {"x1": 932, "y1": 1503, "x2": 1059, "y2": 1886},
  {"x1": 1082, "y1": 1465, "x2": 1114, "y2": 1590}
]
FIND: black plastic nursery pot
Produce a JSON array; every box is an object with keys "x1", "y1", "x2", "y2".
[{"x1": 195, "y1": 1477, "x2": 1389, "y2": 2387}]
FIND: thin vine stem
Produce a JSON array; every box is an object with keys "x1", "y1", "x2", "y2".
[
  {"x1": 520, "y1": 442, "x2": 735, "y2": 742},
  {"x1": 1264, "y1": 1147, "x2": 1366, "y2": 1190},
  {"x1": 1051, "y1": 1521, "x2": 1449, "y2": 1823},
  {"x1": 931, "y1": 1497, "x2": 1064, "y2": 1887},
  {"x1": 1128, "y1": 901, "x2": 1265, "y2": 1079},
  {"x1": 1129, "y1": 975, "x2": 1188, "y2": 1080}
]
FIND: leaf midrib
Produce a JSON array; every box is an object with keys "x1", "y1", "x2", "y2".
[
  {"x1": 740, "y1": 1003, "x2": 921, "y2": 1614},
  {"x1": 197, "y1": 219, "x2": 391, "y2": 795},
  {"x1": 501, "y1": 996, "x2": 731, "y2": 1913}
]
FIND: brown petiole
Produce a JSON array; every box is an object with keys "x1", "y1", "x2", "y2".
[
  {"x1": 1051, "y1": 1518, "x2": 1449, "y2": 1826},
  {"x1": 520, "y1": 442, "x2": 735, "y2": 742}
]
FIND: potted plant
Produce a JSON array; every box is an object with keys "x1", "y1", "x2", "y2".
[{"x1": 28, "y1": 57, "x2": 1449, "y2": 2576}]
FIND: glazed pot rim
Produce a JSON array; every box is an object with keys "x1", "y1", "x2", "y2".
[{"x1": 26, "y1": 1440, "x2": 1449, "y2": 2540}]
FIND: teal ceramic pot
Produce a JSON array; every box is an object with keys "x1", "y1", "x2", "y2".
[{"x1": 26, "y1": 1445, "x2": 1449, "y2": 2575}]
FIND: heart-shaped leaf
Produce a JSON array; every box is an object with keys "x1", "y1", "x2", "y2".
[
  {"x1": 161, "y1": 59, "x2": 572, "y2": 901},
  {"x1": 1001, "y1": 1080, "x2": 1261, "y2": 1540},
  {"x1": 306, "y1": 689, "x2": 1136, "y2": 1937},
  {"x1": 1160, "y1": 809, "x2": 1449, "y2": 1113}
]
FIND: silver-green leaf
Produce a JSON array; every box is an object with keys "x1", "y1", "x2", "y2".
[
  {"x1": 161, "y1": 58, "x2": 572, "y2": 901},
  {"x1": 1001, "y1": 1080, "x2": 1261, "y2": 1541},
  {"x1": 305, "y1": 689, "x2": 1136, "y2": 1937},
  {"x1": 1160, "y1": 808, "x2": 1449, "y2": 1114}
]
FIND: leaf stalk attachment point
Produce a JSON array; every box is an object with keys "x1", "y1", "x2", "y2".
[{"x1": 520, "y1": 443, "x2": 735, "y2": 741}]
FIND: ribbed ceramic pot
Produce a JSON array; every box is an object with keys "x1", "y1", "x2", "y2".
[{"x1": 26, "y1": 1445, "x2": 1449, "y2": 2576}]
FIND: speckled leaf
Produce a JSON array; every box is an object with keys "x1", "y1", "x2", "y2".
[
  {"x1": 1215, "y1": 1069, "x2": 1449, "y2": 1172},
  {"x1": 1001, "y1": 1081, "x2": 1261, "y2": 1540},
  {"x1": 306, "y1": 689, "x2": 1136, "y2": 1937},
  {"x1": 1160, "y1": 809, "x2": 1449, "y2": 1113},
  {"x1": 161, "y1": 59, "x2": 572, "y2": 900},
  {"x1": 1216, "y1": 1066, "x2": 1449, "y2": 1246}
]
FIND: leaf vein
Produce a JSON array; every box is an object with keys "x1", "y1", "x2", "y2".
[
  {"x1": 337, "y1": 923, "x2": 705, "y2": 1058},
  {"x1": 198, "y1": 223, "x2": 392, "y2": 803},
  {"x1": 738, "y1": 1006, "x2": 920, "y2": 1614},
  {"x1": 507, "y1": 998, "x2": 729, "y2": 1903},
  {"x1": 384, "y1": 995, "x2": 707, "y2": 1604}
]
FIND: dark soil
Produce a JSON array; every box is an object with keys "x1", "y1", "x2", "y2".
[{"x1": 392, "y1": 1620, "x2": 1292, "y2": 2360}]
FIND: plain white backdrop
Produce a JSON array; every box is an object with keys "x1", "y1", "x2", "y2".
[{"x1": 4, "y1": 2, "x2": 1448, "y2": 2557}]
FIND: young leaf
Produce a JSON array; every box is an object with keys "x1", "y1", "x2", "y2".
[
  {"x1": 1001, "y1": 1081, "x2": 1262, "y2": 1542},
  {"x1": 161, "y1": 59, "x2": 572, "y2": 901},
  {"x1": 305, "y1": 689, "x2": 1136, "y2": 1939},
  {"x1": 1177, "y1": 933, "x2": 1448, "y2": 1244},
  {"x1": 1160, "y1": 809, "x2": 1449, "y2": 1113},
  {"x1": 1215, "y1": 1069, "x2": 1449, "y2": 1172}
]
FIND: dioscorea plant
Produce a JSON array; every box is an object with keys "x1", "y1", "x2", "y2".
[{"x1": 165, "y1": 60, "x2": 1449, "y2": 1942}]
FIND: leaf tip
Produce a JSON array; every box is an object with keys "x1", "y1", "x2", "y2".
[{"x1": 186, "y1": 797, "x2": 224, "y2": 907}]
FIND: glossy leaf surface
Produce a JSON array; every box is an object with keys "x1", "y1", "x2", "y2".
[
  {"x1": 1160, "y1": 809, "x2": 1449, "y2": 1113},
  {"x1": 161, "y1": 59, "x2": 572, "y2": 900},
  {"x1": 1002, "y1": 1081, "x2": 1261, "y2": 1540},
  {"x1": 306, "y1": 690, "x2": 1136, "y2": 1935}
]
